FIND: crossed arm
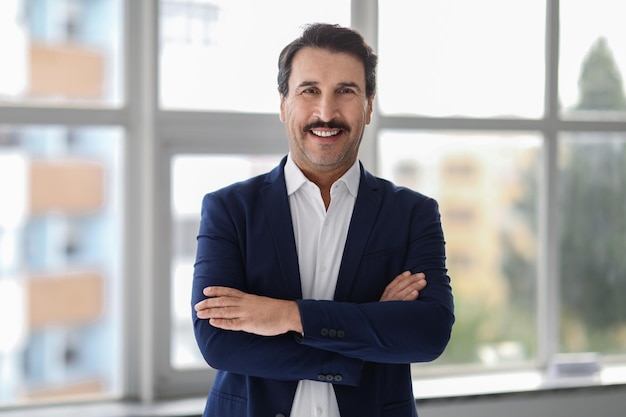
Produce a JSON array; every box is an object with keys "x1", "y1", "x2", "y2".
[
  {"x1": 194, "y1": 270, "x2": 427, "y2": 337},
  {"x1": 192, "y1": 190, "x2": 453, "y2": 379}
]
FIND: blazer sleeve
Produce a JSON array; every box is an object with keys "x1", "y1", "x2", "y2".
[
  {"x1": 296, "y1": 197, "x2": 455, "y2": 364},
  {"x1": 192, "y1": 191, "x2": 364, "y2": 385}
]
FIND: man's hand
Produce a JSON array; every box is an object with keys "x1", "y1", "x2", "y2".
[
  {"x1": 194, "y1": 287, "x2": 303, "y2": 336},
  {"x1": 380, "y1": 271, "x2": 426, "y2": 302},
  {"x1": 196, "y1": 271, "x2": 425, "y2": 336}
]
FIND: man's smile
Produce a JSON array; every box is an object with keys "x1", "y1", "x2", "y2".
[{"x1": 311, "y1": 128, "x2": 342, "y2": 138}]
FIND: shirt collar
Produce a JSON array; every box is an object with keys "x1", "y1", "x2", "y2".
[{"x1": 284, "y1": 153, "x2": 360, "y2": 197}]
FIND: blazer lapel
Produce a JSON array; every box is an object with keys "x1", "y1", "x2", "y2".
[
  {"x1": 260, "y1": 159, "x2": 303, "y2": 299},
  {"x1": 334, "y1": 166, "x2": 382, "y2": 301}
]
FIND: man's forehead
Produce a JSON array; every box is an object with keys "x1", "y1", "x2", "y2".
[{"x1": 289, "y1": 47, "x2": 366, "y2": 85}]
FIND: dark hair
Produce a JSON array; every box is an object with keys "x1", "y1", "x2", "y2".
[{"x1": 277, "y1": 23, "x2": 377, "y2": 98}]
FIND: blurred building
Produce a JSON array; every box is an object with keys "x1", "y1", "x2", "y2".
[{"x1": 0, "y1": 0, "x2": 122, "y2": 404}]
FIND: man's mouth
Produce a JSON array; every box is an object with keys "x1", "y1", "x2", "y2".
[
  {"x1": 311, "y1": 129, "x2": 341, "y2": 138},
  {"x1": 305, "y1": 120, "x2": 349, "y2": 138}
]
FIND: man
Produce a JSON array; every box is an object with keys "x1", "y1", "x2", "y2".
[{"x1": 192, "y1": 23, "x2": 454, "y2": 417}]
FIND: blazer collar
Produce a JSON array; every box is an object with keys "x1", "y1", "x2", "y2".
[
  {"x1": 334, "y1": 166, "x2": 383, "y2": 301},
  {"x1": 261, "y1": 157, "x2": 303, "y2": 298},
  {"x1": 261, "y1": 157, "x2": 383, "y2": 301}
]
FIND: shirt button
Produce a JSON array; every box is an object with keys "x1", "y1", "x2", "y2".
[{"x1": 316, "y1": 405, "x2": 324, "y2": 415}]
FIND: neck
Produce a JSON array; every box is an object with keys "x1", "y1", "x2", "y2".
[{"x1": 296, "y1": 158, "x2": 357, "y2": 189}]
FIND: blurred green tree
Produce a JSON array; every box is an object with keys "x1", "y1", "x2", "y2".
[
  {"x1": 502, "y1": 37, "x2": 626, "y2": 355},
  {"x1": 577, "y1": 37, "x2": 626, "y2": 111},
  {"x1": 558, "y1": 38, "x2": 626, "y2": 352}
]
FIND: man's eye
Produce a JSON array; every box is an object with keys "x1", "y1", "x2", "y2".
[
  {"x1": 302, "y1": 88, "x2": 318, "y2": 94},
  {"x1": 338, "y1": 88, "x2": 355, "y2": 94}
]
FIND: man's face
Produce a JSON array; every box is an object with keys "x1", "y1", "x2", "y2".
[{"x1": 280, "y1": 47, "x2": 374, "y2": 179}]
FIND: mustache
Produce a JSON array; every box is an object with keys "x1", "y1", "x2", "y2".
[{"x1": 303, "y1": 119, "x2": 350, "y2": 132}]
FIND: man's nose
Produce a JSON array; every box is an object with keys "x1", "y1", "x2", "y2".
[{"x1": 314, "y1": 93, "x2": 339, "y2": 121}]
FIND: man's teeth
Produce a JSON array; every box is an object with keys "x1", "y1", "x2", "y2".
[{"x1": 312, "y1": 130, "x2": 340, "y2": 137}]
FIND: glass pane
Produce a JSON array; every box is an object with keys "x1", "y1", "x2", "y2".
[
  {"x1": 159, "y1": 0, "x2": 350, "y2": 112},
  {"x1": 378, "y1": 0, "x2": 545, "y2": 118},
  {"x1": 558, "y1": 133, "x2": 626, "y2": 355},
  {"x1": 0, "y1": 126, "x2": 123, "y2": 405},
  {"x1": 560, "y1": 1, "x2": 626, "y2": 119},
  {"x1": 378, "y1": 131, "x2": 542, "y2": 370},
  {"x1": 0, "y1": 0, "x2": 123, "y2": 106},
  {"x1": 171, "y1": 154, "x2": 282, "y2": 369}
]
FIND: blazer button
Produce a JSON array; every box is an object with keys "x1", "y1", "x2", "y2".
[
  {"x1": 317, "y1": 374, "x2": 326, "y2": 381},
  {"x1": 325, "y1": 374, "x2": 335, "y2": 382},
  {"x1": 321, "y1": 328, "x2": 329, "y2": 337},
  {"x1": 334, "y1": 375, "x2": 343, "y2": 382},
  {"x1": 337, "y1": 330, "x2": 345, "y2": 338},
  {"x1": 328, "y1": 329, "x2": 337, "y2": 337}
]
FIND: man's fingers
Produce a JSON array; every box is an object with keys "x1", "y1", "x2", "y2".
[
  {"x1": 380, "y1": 271, "x2": 410, "y2": 299},
  {"x1": 196, "y1": 287, "x2": 247, "y2": 315},
  {"x1": 402, "y1": 290, "x2": 419, "y2": 301},
  {"x1": 380, "y1": 271, "x2": 427, "y2": 302},
  {"x1": 387, "y1": 272, "x2": 425, "y2": 293},
  {"x1": 209, "y1": 317, "x2": 240, "y2": 330},
  {"x1": 398, "y1": 281, "x2": 423, "y2": 301},
  {"x1": 197, "y1": 292, "x2": 299, "y2": 336},
  {"x1": 194, "y1": 294, "x2": 242, "y2": 319},
  {"x1": 205, "y1": 304, "x2": 238, "y2": 319}
]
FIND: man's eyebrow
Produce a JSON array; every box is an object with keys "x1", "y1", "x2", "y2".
[
  {"x1": 337, "y1": 82, "x2": 362, "y2": 92},
  {"x1": 296, "y1": 81, "x2": 363, "y2": 92},
  {"x1": 296, "y1": 81, "x2": 319, "y2": 90}
]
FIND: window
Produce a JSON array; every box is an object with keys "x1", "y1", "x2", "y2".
[
  {"x1": 2, "y1": 0, "x2": 626, "y2": 412},
  {"x1": 0, "y1": 126, "x2": 124, "y2": 404},
  {"x1": 0, "y1": 0, "x2": 124, "y2": 408},
  {"x1": 560, "y1": 0, "x2": 626, "y2": 120},
  {"x1": 375, "y1": 0, "x2": 626, "y2": 386},
  {"x1": 557, "y1": 0, "x2": 626, "y2": 357},
  {"x1": 0, "y1": 0, "x2": 123, "y2": 106},
  {"x1": 159, "y1": 0, "x2": 351, "y2": 112},
  {"x1": 379, "y1": 132, "x2": 541, "y2": 369},
  {"x1": 378, "y1": 0, "x2": 545, "y2": 118},
  {"x1": 170, "y1": 154, "x2": 282, "y2": 369},
  {"x1": 558, "y1": 134, "x2": 626, "y2": 355}
]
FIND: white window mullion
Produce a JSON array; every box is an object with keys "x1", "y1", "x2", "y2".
[
  {"x1": 537, "y1": 0, "x2": 561, "y2": 368},
  {"x1": 125, "y1": 0, "x2": 158, "y2": 403}
]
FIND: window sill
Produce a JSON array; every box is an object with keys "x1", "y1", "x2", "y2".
[
  {"x1": 0, "y1": 397, "x2": 206, "y2": 417},
  {"x1": 413, "y1": 363, "x2": 626, "y2": 399},
  {"x1": 1, "y1": 365, "x2": 625, "y2": 417}
]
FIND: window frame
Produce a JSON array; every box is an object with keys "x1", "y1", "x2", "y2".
[
  {"x1": 148, "y1": 0, "x2": 626, "y2": 400},
  {"x1": 3, "y1": 0, "x2": 626, "y2": 406}
]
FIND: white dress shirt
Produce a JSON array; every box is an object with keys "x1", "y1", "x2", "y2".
[{"x1": 285, "y1": 154, "x2": 360, "y2": 417}]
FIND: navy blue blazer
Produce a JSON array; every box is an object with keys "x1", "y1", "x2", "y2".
[{"x1": 192, "y1": 157, "x2": 454, "y2": 417}]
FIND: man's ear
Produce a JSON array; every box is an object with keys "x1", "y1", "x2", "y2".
[
  {"x1": 279, "y1": 90, "x2": 286, "y2": 123},
  {"x1": 365, "y1": 93, "x2": 375, "y2": 125}
]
